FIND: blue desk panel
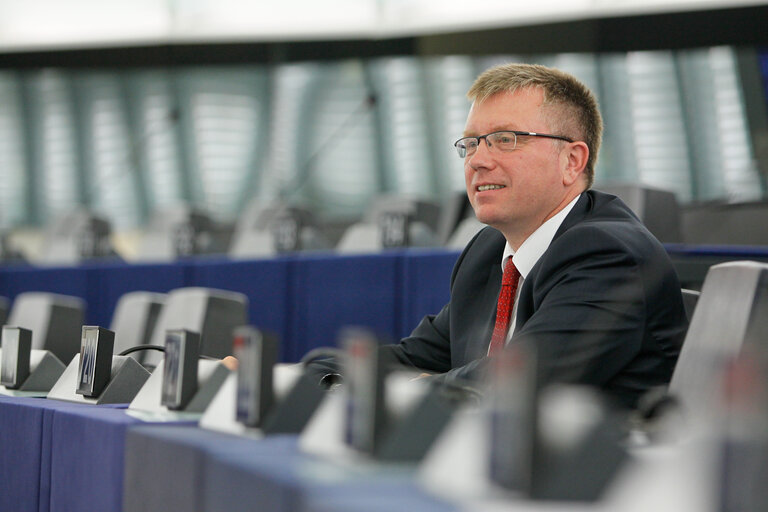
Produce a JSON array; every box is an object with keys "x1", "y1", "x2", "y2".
[
  {"x1": 124, "y1": 425, "x2": 291, "y2": 512},
  {"x1": 664, "y1": 243, "x2": 768, "y2": 258},
  {"x1": 399, "y1": 249, "x2": 459, "y2": 339},
  {"x1": 87, "y1": 262, "x2": 191, "y2": 327},
  {"x1": 0, "y1": 261, "x2": 191, "y2": 327},
  {"x1": 205, "y1": 446, "x2": 457, "y2": 512},
  {"x1": 289, "y1": 253, "x2": 402, "y2": 361},
  {"x1": 301, "y1": 483, "x2": 457, "y2": 512},
  {"x1": 0, "y1": 265, "x2": 90, "y2": 316},
  {"x1": 0, "y1": 396, "x2": 94, "y2": 512},
  {"x1": 123, "y1": 425, "x2": 455, "y2": 512},
  {"x1": 190, "y1": 257, "x2": 292, "y2": 361},
  {"x1": 48, "y1": 406, "x2": 144, "y2": 512}
]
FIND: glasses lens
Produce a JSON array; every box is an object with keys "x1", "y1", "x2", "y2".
[
  {"x1": 488, "y1": 132, "x2": 517, "y2": 151},
  {"x1": 455, "y1": 138, "x2": 476, "y2": 158}
]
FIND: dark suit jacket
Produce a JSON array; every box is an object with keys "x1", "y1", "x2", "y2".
[{"x1": 384, "y1": 190, "x2": 687, "y2": 408}]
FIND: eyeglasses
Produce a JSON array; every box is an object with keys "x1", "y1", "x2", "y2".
[{"x1": 453, "y1": 130, "x2": 574, "y2": 158}]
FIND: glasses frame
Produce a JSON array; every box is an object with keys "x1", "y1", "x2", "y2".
[{"x1": 454, "y1": 130, "x2": 574, "y2": 158}]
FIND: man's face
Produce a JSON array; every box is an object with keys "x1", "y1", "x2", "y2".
[{"x1": 463, "y1": 88, "x2": 573, "y2": 245}]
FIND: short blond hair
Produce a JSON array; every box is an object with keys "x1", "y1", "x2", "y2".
[{"x1": 468, "y1": 63, "x2": 602, "y2": 187}]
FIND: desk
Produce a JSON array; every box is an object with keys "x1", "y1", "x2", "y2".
[
  {"x1": 48, "y1": 406, "x2": 143, "y2": 512},
  {"x1": 0, "y1": 394, "x2": 711, "y2": 512},
  {"x1": 123, "y1": 425, "x2": 262, "y2": 512},
  {"x1": 0, "y1": 396, "x2": 194, "y2": 512},
  {"x1": 0, "y1": 396, "x2": 89, "y2": 512},
  {"x1": 123, "y1": 425, "x2": 457, "y2": 512}
]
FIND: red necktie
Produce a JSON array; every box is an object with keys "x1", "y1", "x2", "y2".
[{"x1": 488, "y1": 258, "x2": 521, "y2": 356}]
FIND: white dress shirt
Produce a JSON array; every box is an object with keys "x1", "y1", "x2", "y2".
[{"x1": 499, "y1": 194, "x2": 581, "y2": 347}]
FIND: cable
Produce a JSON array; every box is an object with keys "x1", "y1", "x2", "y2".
[
  {"x1": 118, "y1": 344, "x2": 165, "y2": 356},
  {"x1": 118, "y1": 344, "x2": 222, "y2": 361}
]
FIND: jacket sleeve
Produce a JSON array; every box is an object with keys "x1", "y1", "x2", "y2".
[
  {"x1": 432, "y1": 225, "x2": 650, "y2": 391},
  {"x1": 379, "y1": 227, "x2": 490, "y2": 374}
]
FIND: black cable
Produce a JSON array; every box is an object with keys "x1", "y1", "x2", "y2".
[
  {"x1": 118, "y1": 344, "x2": 220, "y2": 361},
  {"x1": 119, "y1": 344, "x2": 165, "y2": 356}
]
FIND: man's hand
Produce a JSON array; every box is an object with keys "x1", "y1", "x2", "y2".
[{"x1": 221, "y1": 356, "x2": 238, "y2": 371}]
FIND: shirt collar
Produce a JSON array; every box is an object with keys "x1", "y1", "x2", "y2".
[{"x1": 502, "y1": 194, "x2": 581, "y2": 278}]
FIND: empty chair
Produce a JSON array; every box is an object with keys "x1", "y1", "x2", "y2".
[
  {"x1": 140, "y1": 287, "x2": 248, "y2": 367},
  {"x1": 669, "y1": 261, "x2": 768, "y2": 421},
  {"x1": 446, "y1": 217, "x2": 485, "y2": 250},
  {"x1": 229, "y1": 201, "x2": 329, "y2": 259},
  {"x1": 597, "y1": 183, "x2": 682, "y2": 243},
  {"x1": 681, "y1": 200, "x2": 768, "y2": 246},
  {"x1": 37, "y1": 208, "x2": 117, "y2": 265},
  {"x1": 134, "y1": 205, "x2": 231, "y2": 262},
  {"x1": 1, "y1": 233, "x2": 26, "y2": 264},
  {"x1": 0, "y1": 296, "x2": 8, "y2": 326},
  {"x1": 110, "y1": 291, "x2": 167, "y2": 361},
  {"x1": 337, "y1": 196, "x2": 440, "y2": 253},
  {"x1": 681, "y1": 288, "x2": 700, "y2": 322},
  {"x1": 435, "y1": 192, "x2": 474, "y2": 247},
  {"x1": 4, "y1": 292, "x2": 85, "y2": 364}
]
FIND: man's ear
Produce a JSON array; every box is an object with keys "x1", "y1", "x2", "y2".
[{"x1": 561, "y1": 141, "x2": 589, "y2": 186}]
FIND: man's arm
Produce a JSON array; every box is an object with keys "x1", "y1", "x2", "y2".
[
  {"x1": 380, "y1": 304, "x2": 453, "y2": 374},
  {"x1": 379, "y1": 226, "x2": 498, "y2": 375},
  {"x1": 305, "y1": 227, "x2": 494, "y2": 382},
  {"x1": 303, "y1": 309, "x2": 453, "y2": 385},
  {"x1": 431, "y1": 225, "x2": 672, "y2": 405}
]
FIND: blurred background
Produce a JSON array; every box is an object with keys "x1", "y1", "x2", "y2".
[{"x1": 1, "y1": 0, "x2": 767, "y2": 261}]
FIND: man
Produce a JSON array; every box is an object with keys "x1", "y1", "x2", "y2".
[{"x1": 316, "y1": 63, "x2": 688, "y2": 409}]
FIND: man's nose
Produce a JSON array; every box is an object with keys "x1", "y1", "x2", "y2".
[{"x1": 468, "y1": 138, "x2": 493, "y2": 168}]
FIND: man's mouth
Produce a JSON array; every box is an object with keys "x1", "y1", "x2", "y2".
[{"x1": 477, "y1": 184, "x2": 505, "y2": 192}]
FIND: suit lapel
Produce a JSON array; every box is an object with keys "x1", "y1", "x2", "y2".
[
  {"x1": 516, "y1": 191, "x2": 595, "y2": 327},
  {"x1": 457, "y1": 228, "x2": 505, "y2": 365},
  {"x1": 465, "y1": 260, "x2": 504, "y2": 362}
]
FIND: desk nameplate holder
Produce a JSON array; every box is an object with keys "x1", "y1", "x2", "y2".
[
  {"x1": 199, "y1": 362, "x2": 315, "y2": 436},
  {"x1": 47, "y1": 353, "x2": 150, "y2": 404},
  {"x1": 299, "y1": 371, "x2": 432, "y2": 463},
  {"x1": 48, "y1": 326, "x2": 150, "y2": 405},
  {"x1": 419, "y1": 386, "x2": 628, "y2": 503},
  {"x1": 0, "y1": 326, "x2": 66, "y2": 397},
  {"x1": 233, "y1": 327, "x2": 277, "y2": 428},
  {"x1": 342, "y1": 331, "x2": 388, "y2": 454},
  {"x1": 299, "y1": 327, "x2": 451, "y2": 463},
  {"x1": 300, "y1": 328, "x2": 451, "y2": 464},
  {"x1": 127, "y1": 358, "x2": 230, "y2": 422},
  {"x1": 160, "y1": 330, "x2": 199, "y2": 411}
]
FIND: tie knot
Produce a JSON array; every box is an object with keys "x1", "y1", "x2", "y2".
[
  {"x1": 502, "y1": 258, "x2": 519, "y2": 286},
  {"x1": 489, "y1": 257, "x2": 521, "y2": 356}
]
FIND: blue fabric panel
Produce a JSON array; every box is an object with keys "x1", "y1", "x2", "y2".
[
  {"x1": 0, "y1": 396, "x2": 46, "y2": 512},
  {"x1": 288, "y1": 252, "x2": 401, "y2": 363},
  {"x1": 664, "y1": 243, "x2": 768, "y2": 257},
  {"x1": 124, "y1": 425, "x2": 292, "y2": 512},
  {"x1": 202, "y1": 431, "x2": 450, "y2": 512},
  {"x1": 87, "y1": 262, "x2": 190, "y2": 328},
  {"x1": 399, "y1": 249, "x2": 460, "y2": 340},
  {"x1": 48, "y1": 406, "x2": 143, "y2": 512},
  {"x1": 203, "y1": 434, "x2": 303, "y2": 512},
  {"x1": 123, "y1": 425, "x2": 211, "y2": 512},
  {"x1": 301, "y1": 481, "x2": 458, "y2": 512},
  {"x1": 190, "y1": 258, "x2": 291, "y2": 361},
  {"x1": 0, "y1": 266, "x2": 89, "y2": 311},
  {"x1": 0, "y1": 396, "x2": 88, "y2": 512}
]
